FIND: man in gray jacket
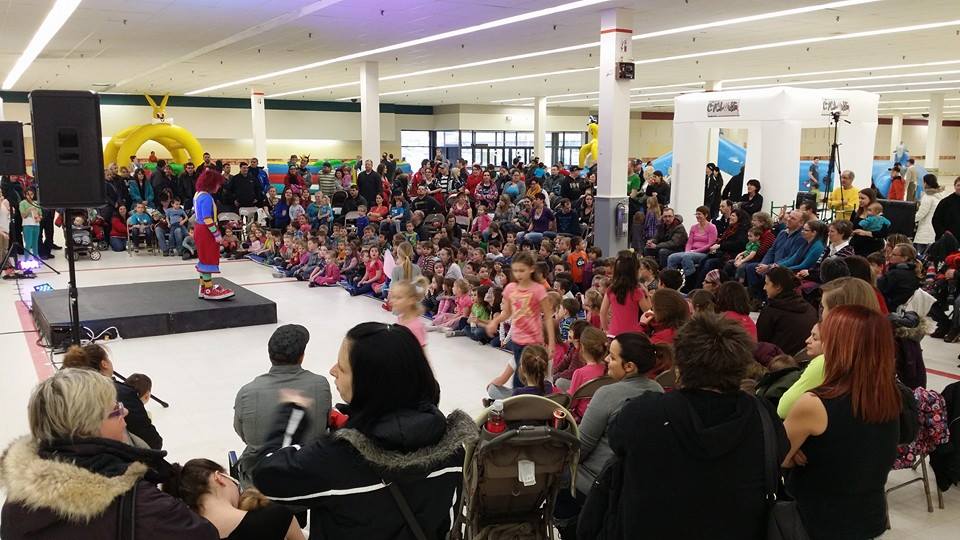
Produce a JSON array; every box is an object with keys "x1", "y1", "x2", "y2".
[{"x1": 234, "y1": 324, "x2": 331, "y2": 486}]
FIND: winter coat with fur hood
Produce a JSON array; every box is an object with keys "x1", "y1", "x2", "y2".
[
  {"x1": 0, "y1": 436, "x2": 217, "y2": 540},
  {"x1": 252, "y1": 402, "x2": 478, "y2": 540}
]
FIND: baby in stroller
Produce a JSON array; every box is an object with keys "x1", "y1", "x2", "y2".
[{"x1": 72, "y1": 215, "x2": 93, "y2": 246}]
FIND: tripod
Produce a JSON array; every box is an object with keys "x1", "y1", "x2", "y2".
[{"x1": 820, "y1": 110, "x2": 851, "y2": 220}]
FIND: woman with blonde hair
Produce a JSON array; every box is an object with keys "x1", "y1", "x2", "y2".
[
  {"x1": 60, "y1": 343, "x2": 162, "y2": 449},
  {"x1": 777, "y1": 277, "x2": 879, "y2": 418},
  {"x1": 0, "y1": 369, "x2": 216, "y2": 539}
]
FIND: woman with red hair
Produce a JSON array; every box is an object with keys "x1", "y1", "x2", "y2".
[
  {"x1": 783, "y1": 305, "x2": 901, "y2": 540},
  {"x1": 194, "y1": 169, "x2": 234, "y2": 300}
]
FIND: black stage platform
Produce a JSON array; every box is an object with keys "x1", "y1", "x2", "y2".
[{"x1": 32, "y1": 279, "x2": 277, "y2": 348}]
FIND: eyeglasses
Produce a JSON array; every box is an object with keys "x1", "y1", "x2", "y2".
[{"x1": 108, "y1": 402, "x2": 127, "y2": 419}]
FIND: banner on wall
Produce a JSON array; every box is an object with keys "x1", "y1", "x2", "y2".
[{"x1": 706, "y1": 99, "x2": 740, "y2": 118}]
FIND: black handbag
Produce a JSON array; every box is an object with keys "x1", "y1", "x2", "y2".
[
  {"x1": 576, "y1": 456, "x2": 623, "y2": 540},
  {"x1": 755, "y1": 397, "x2": 810, "y2": 540}
]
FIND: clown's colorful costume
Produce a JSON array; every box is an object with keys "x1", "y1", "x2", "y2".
[{"x1": 193, "y1": 170, "x2": 235, "y2": 300}]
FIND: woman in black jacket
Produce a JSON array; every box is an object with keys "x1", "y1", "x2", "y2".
[
  {"x1": 584, "y1": 313, "x2": 788, "y2": 539},
  {"x1": 877, "y1": 243, "x2": 921, "y2": 312},
  {"x1": 703, "y1": 163, "x2": 723, "y2": 219},
  {"x1": 252, "y1": 322, "x2": 478, "y2": 540},
  {"x1": 738, "y1": 179, "x2": 764, "y2": 216},
  {"x1": 60, "y1": 343, "x2": 163, "y2": 450},
  {"x1": 757, "y1": 266, "x2": 819, "y2": 355},
  {"x1": 849, "y1": 188, "x2": 888, "y2": 256}
]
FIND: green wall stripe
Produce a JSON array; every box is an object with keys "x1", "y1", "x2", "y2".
[{"x1": 0, "y1": 91, "x2": 432, "y2": 115}]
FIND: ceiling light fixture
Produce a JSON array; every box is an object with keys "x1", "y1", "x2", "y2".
[
  {"x1": 726, "y1": 69, "x2": 960, "y2": 91},
  {"x1": 875, "y1": 86, "x2": 960, "y2": 95},
  {"x1": 432, "y1": 16, "x2": 954, "y2": 108},
  {"x1": 2, "y1": 0, "x2": 83, "y2": 90},
  {"x1": 721, "y1": 59, "x2": 960, "y2": 84},
  {"x1": 264, "y1": 81, "x2": 360, "y2": 99},
  {"x1": 186, "y1": 0, "x2": 613, "y2": 95},
  {"x1": 492, "y1": 81, "x2": 705, "y2": 104},
  {"x1": 633, "y1": 19, "x2": 960, "y2": 67},
  {"x1": 265, "y1": 0, "x2": 878, "y2": 99},
  {"x1": 337, "y1": 67, "x2": 599, "y2": 100}
]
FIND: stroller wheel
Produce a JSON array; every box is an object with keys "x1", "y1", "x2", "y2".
[{"x1": 90, "y1": 249, "x2": 101, "y2": 261}]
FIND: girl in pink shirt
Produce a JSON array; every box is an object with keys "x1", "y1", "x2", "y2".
[
  {"x1": 310, "y1": 252, "x2": 342, "y2": 287},
  {"x1": 389, "y1": 277, "x2": 430, "y2": 347},
  {"x1": 349, "y1": 246, "x2": 386, "y2": 296},
  {"x1": 567, "y1": 326, "x2": 608, "y2": 421},
  {"x1": 486, "y1": 252, "x2": 556, "y2": 387},
  {"x1": 600, "y1": 252, "x2": 650, "y2": 337},
  {"x1": 427, "y1": 279, "x2": 472, "y2": 331}
]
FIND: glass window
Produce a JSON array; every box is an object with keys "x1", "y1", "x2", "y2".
[
  {"x1": 441, "y1": 131, "x2": 460, "y2": 146},
  {"x1": 459, "y1": 131, "x2": 473, "y2": 145},
  {"x1": 496, "y1": 131, "x2": 504, "y2": 145},
  {"x1": 503, "y1": 132, "x2": 517, "y2": 146},
  {"x1": 400, "y1": 130, "x2": 430, "y2": 147},
  {"x1": 516, "y1": 131, "x2": 534, "y2": 146},
  {"x1": 474, "y1": 131, "x2": 496, "y2": 145},
  {"x1": 563, "y1": 132, "x2": 583, "y2": 146}
]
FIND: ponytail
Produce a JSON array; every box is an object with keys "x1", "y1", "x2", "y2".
[{"x1": 161, "y1": 458, "x2": 222, "y2": 512}]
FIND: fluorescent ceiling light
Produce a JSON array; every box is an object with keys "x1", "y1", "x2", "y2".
[
  {"x1": 721, "y1": 59, "x2": 960, "y2": 84},
  {"x1": 492, "y1": 82, "x2": 704, "y2": 104},
  {"x1": 876, "y1": 87, "x2": 960, "y2": 95},
  {"x1": 379, "y1": 18, "x2": 957, "y2": 106},
  {"x1": 824, "y1": 79, "x2": 960, "y2": 91},
  {"x1": 726, "y1": 69, "x2": 960, "y2": 91},
  {"x1": 634, "y1": 19, "x2": 960, "y2": 67},
  {"x1": 265, "y1": 81, "x2": 360, "y2": 99},
  {"x1": 631, "y1": 0, "x2": 879, "y2": 41},
  {"x1": 2, "y1": 0, "x2": 83, "y2": 90},
  {"x1": 880, "y1": 98, "x2": 960, "y2": 103},
  {"x1": 270, "y1": 0, "x2": 879, "y2": 99},
  {"x1": 338, "y1": 68, "x2": 599, "y2": 100},
  {"x1": 186, "y1": 0, "x2": 612, "y2": 95}
]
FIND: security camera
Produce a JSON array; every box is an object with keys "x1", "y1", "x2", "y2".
[
  {"x1": 350, "y1": 98, "x2": 358, "y2": 103},
  {"x1": 922, "y1": 113, "x2": 929, "y2": 118}
]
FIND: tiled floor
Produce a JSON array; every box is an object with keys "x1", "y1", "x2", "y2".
[{"x1": 1, "y1": 247, "x2": 959, "y2": 537}]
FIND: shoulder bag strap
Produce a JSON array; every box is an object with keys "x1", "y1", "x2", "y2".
[
  {"x1": 753, "y1": 396, "x2": 780, "y2": 503},
  {"x1": 117, "y1": 482, "x2": 137, "y2": 540},
  {"x1": 387, "y1": 481, "x2": 429, "y2": 540}
]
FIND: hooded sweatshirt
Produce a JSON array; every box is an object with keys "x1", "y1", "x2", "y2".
[
  {"x1": 605, "y1": 389, "x2": 788, "y2": 539},
  {"x1": 756, "y1": 291, "x2": 818, "y2": 356}
]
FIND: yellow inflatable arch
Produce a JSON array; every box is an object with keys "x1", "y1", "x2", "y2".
[{"x1": 102, "y1": 95, "x2": 204, "y2": 167}]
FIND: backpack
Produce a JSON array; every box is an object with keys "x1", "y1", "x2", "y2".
[
  {"x1": 931, "y1": 382, "x2": 960, "y2": 492},
  {"x1": 894, "y1": 387, "x2": 950, "y2": 469}
]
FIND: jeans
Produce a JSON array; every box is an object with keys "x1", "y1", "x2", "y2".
[
  {"x1": 22, "y1": 225, "x2": 40, "y2": 260},
  {"x1": 667, "y1": 251, "x2": 707, "y2": 277},
  {"x1": 518, "y1": 231, "x2": 557, "y2": 246},
  {"x1": 350, "y1": 282, "x2": 375, "y2": 296},
  {"x1": 509, "y1": 341, "x2": 526, "y2": 387},
  {"x1": 644, "y1": 247, "x2": 676, "y2": 268},
  {"x1": 470, "y1": 325, "x2": 490, "y2": 344},
  {"x1": 109, "y1": 236, "x2": 127, "y2": 252}
]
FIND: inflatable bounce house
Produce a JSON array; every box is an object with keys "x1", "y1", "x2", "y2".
[{"x1": 103, "y1": 95, "x2": 204, "y2": 171}]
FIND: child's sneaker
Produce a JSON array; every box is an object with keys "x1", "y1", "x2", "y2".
[
  {"x1": 445, "y1": 329, "x2": 467, "y2": 338},
  {"x1": 201, "y1": 284, "x2": 235, "y2": 301}
]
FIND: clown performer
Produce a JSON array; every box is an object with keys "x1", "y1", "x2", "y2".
[{"x1": 193, "y1": 169, "x2": 235, "y2": 300}]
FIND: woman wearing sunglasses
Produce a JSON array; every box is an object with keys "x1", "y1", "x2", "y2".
[
  {"x1": 0, "y1": 368, "x2": 217, "y2": 539},
  {"x1": 252, "y1": 322, "x2": 479, "y2": 539}
]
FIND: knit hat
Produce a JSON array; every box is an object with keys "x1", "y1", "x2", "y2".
[
  {"x1": 704, "y1": 269, "x2": 721, "y2": 285},
  {"x1": 268, "y1": 324, "x2": 310, "y2": 365}
]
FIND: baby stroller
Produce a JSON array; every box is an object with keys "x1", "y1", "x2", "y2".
[
  {"x1": 68, "y1": 224, "x2": 101, "y2": 261},
  {"x1": 452, "y1": 395, "x2": 580, "y2": 539}
]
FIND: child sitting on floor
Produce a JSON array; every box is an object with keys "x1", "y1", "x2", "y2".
[
  {"x1": 427, "y1": 278, "x2": 472, "y2": 333},
  {"x1": 486, "y1": 344, "x2": 553, "y2": 401},
  {"x1": 310, "y1": 251, "x2": 341, "y2": 288},
  {"x1": 552, "y1": 319, "x2": 589, "y2": 392},
  {"x1": 448, "y1": 284, "x2": 491, "y2": 339}
]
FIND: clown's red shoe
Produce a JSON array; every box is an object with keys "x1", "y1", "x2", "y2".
[{"x1": 201, "y1": 284, "x2": 235, "y2": 301}]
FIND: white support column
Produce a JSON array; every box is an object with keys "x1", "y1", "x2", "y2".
[
  {"x1": 705, "y1": 81, "x2": 722, "y2": 169},
  {"x1": 0, "y1": 96, "x2": 5, "y2": 120},
  {"x1": 533, "y1": 96, "x2": 547, "y2": 163},
  {"x1": 595, "y1": 8, "x2": 632, "y2": 256},
  {"x1": 925, "y1": 93, "x2": 944, "y2": 171},
  {"x1": 360, "y1": 61, "x2": 381, "y2": 163},
  {"x1": 250, "y1": 89, "x2": 267, "y2": 165},
  {"x1": 890, "y1": 114, "x2": 903, "y2": 162}
]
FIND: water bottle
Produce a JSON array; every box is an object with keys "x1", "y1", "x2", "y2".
[{"x1": 485, "y1": 399, "x2": 506, "y2": 434}]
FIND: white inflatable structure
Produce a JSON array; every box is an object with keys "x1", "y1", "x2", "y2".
[{"x1": 670, "y1": 87, "x2": 878, "y2": 219}]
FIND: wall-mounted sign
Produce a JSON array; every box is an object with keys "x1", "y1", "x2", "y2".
[
  {"x1": 706, "y1": 99, "x2": 740, "y2": 117},
  {"x1": 821, "y1": 98, "x2": 850, "y2": 116}
]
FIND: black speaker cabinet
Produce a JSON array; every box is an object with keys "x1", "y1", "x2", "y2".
[
  {"x1": 879, "y1": 199, "x2": 917, "y2": 237},
  {"x1": 0, "y1": 121, "x2": 26, "y2": 175},
  {"x1": 29, "y1": 90, "x2": 105, "y2": 208}
]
